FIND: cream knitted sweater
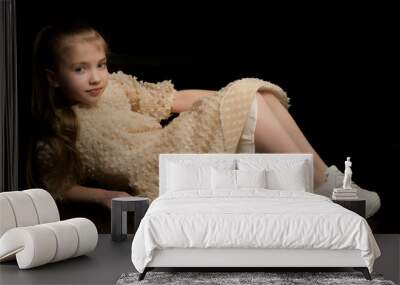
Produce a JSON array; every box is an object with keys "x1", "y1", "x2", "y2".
[{"x1": 39, "y1": 71, "x2": 290, "y2": 201}]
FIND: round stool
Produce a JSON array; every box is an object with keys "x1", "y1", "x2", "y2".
[{"x1": 111, "y1": 197, "x2": 149, "y2": 242}]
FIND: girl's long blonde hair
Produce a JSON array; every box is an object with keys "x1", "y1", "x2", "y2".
[{"x1": 26, "y1": 23, "x2": 109, "y2": 200}]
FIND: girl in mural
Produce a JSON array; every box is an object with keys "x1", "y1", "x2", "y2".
[{"x1": 26, "y1": 23, "x2": 380, "y2": 218}]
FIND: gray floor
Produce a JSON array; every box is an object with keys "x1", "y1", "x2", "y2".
[{"x1": 0, "y1": 234, "x2": 399, "y2": 285}]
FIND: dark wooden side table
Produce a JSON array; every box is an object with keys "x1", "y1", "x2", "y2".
[
  {"x1": 111, "y1": 197, "x2": 150, "y2": 241},
  {"x1": 332, "y1": 199, "x2": 366, "y2": 218}
]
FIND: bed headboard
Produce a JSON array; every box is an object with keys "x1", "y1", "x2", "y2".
[{"x1": 159, "y1": 153, "x2": 314, "y2": 195}]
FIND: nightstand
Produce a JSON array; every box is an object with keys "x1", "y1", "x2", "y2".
[
  {"x1": 111, "y1": 197, "x2": 150, "y2": 241},
  {"x1": 332, "y1": 199, "x2": 366, "y2": 218}
]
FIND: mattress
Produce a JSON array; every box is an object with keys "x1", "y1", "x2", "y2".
[{"x1": 131, "y1": 189, "x2": 380, "y2": 273}]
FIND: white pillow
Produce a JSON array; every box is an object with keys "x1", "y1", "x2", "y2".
[
  {"x1": 167, "y1": 162, "x2": 212, "y2": 191},
  {"x1": 238, "y1": 159, "x2": 309, "y2": 192},
  {"x1": 211, "y1": 168, "x2": 268, "y2": 190},
  {"x1": 266, "y1": 168, "x2": 307, "y2": 191},
  {"x1": 212, "y1": 168, "x2": 237, "y2": 190},
  {"x1": 236, "y1": 169, "x2": 268, "y2": 188}
]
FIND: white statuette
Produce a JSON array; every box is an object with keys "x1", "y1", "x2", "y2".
[{"x1": 342, "y1": 157, "x2": 353, "y2": 190}]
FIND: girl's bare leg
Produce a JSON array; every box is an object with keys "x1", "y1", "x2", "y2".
[
  {"x1": 259, "y1": 92, "x2": 328, "y2": 188},
  {"x1": 254, "y1": 94, "x2": 301, "y2": 154}
]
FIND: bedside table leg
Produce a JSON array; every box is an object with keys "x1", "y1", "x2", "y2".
[
  {"x1": 122, "y1": 210, "x2": 127, "y2": 236},
  {"x1": 111, "y1": 201, "x2": 125, "y2": 241}
]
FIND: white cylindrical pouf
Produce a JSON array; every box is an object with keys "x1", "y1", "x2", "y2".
[
  {"x1": 42, "y1": 221, "x2": 79, "y2": 262},
  {"x1": 0, "y1": 218, "x2": 98, "y2": 269},
  {"x1": 23, "y1": 189, "x2": 60, "y2": 224},
  {"x1": 0, "y1": 196, "x2": 17, "y2": 237},
  {"x1": 0, "y1": 189, "x2": 98, "y2": 269},
  {"x1": 64, "y1": 218, "x2": 98, "y2": 257},
  {"x1": 1, "y1": 192, "x2": 39, "y2": 227},
  {"x1": 0, "y1": 226, "x2": 57, "y2": 269}
]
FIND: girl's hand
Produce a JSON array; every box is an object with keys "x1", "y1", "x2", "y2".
[{"x1": 99, "y1": 191, "x2": 132, "y2": 210}]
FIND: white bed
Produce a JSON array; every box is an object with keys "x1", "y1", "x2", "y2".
[{"x1": 131, "y1": 154, "x2": 381, "y2": 281}]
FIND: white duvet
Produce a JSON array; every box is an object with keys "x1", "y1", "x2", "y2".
[{"x1": 131, "y1": 189, "x2": 381, "y2": 273}]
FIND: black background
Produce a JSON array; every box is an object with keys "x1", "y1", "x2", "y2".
[{"x1": 16, "y1": 1, "x2": 399, "y2": 231}]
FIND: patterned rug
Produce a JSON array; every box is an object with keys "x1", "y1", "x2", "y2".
[{"x1": 116, "y1": 271, "x2": 396, "y2": 285}]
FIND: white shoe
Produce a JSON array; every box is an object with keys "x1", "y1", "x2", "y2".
[{"x1": 314, "y1": 165, "x2": 381, "y2": 218}]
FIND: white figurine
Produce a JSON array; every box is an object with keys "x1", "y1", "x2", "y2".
[{"x1": 342, "y1": 156, "x2": 353, "y2": 189}]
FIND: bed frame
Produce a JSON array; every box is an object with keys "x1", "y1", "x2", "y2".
[{"x1": 139, "y1": 154, "x2": 371, "y2": 280}]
